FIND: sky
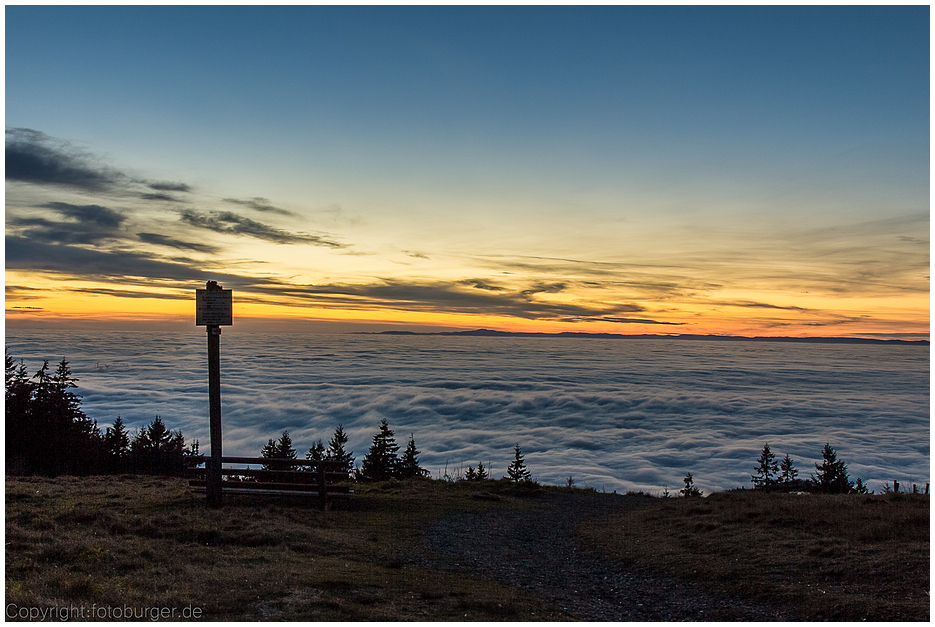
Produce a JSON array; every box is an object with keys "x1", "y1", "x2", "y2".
[{"x1": 5, "y1": 5, "x2": 930, "y2": 339}]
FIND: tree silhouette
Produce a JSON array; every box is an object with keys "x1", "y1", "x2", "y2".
[
  {"x1": 130, "y1": 416, "x2": 187, "y2": 476},
  {"x1": 305, "y1": 438, "x2": 326, "y2": 473},
  {"x1": 360, "y1": 418, "x2": 399, "y2": 482},
  {"x1": 397, "y1": 434, "x2": 427, "y2": 479},
  {"x1": 6, "y1": 351, "x2": 36, "y2": 473},
  {"x1": 779, "y1": 453, "x2": 798, "y2": 485},
  {"x1": 6, "y1": 356, "x2": 105, "y2": 475},
  {"x1": 752, "y1": 443, "x2": 779, "y2": 490},
  {"x1": 103, "y1": 416, "x2": 131, "y2": 473},
  {"x1": 327, "y1": 424, "x2": 355, "y2": 474},
  {"x1": 812, "y1": 443, "x2": 853, "y2": 494},
  {"x1": 680, "y1": 472, "x2": 701, "y2": 497},
  {"x1": 261, "y1": 430, "x2": 297, "y2": 471},
  {"x1": 507, "y1": 444, "x2": 531, "y2": 482},
  {"x1": 6, "y1": 351, "x2": 194, "y2": 477}
]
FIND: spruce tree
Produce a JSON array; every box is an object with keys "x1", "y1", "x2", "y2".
[
  {"x1": 306, "y1": 439, "x2": 326, "y2": 472},
  {"x1": 752, "y1": 443, "x2": 779, "y2": 490},
  {"x1": 130, "y1": 416, "x2": 186, "y2": 475},
  {"x1": 680, "y1": 472, "x2": 702, "y2": 497},
  {"x1": 812, "y1": 443, "x2": 852, "y2": 494},
  {"x1": 397, "y1": 434, "x2": 427, "y2": 479},
  {"x1": 5, "y1": 352, "x2": 108, "y2": 476},
  {"x1": 360, "y1": 418, "x2": 399, "y2": 482},
  {"x1": 327, "y1": 424, "x2": 355, "y2": 474},
  {"x1": 31, "y1": 360, "x2": 69, "y2": 475},
  {"x1": 476, "y1": 461, "x2": 488, "y2": 480},
  {"x1": 34, "y1": 358, "x2": 102, "y2": 475},
  {"x1": 262, "y1": 430, "x2": 297, "y2": 471},
  {"x1": 261, "y1": 438, "x2": 278, "y2": 461},
  {"x1": 507, "y1": 444, "x2": 531, "y2": 482},
  {"x1": 104, "y1": 416, "x2": 131, "y2": 473},
  {"x1": 5, "y1": 351, "x2": 34, "y2": 473},
  {"x1": 779, "y1": 453, "x2": 798, "y2": 485}
]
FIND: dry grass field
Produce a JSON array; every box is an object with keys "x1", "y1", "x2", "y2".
[
  {"x1": 5, "y1": 475, "x2": 929, "y2": 621},
  {"x1": 5, "y1": 475, "x2": 566, "y2": 621},
  {"x1": 579, "y1": 489, "x2": 930, "y2": 621}
]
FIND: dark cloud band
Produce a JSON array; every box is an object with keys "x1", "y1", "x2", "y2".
[
  {"x1": 223, "y1": 197, "x2": 296, "y2": 217},
  {"x1": 179, "y1": 209, "x2": 344, "y2": 247},
  {"x1": 5, "y1": 128, "x2": 124, "y2": 191}
]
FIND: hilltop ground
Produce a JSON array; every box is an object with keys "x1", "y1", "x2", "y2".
[{"x1": 5, "y1": 475, "x2": 929, "y2": 621}]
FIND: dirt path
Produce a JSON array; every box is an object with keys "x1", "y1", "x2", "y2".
[{"x1": 422, "y1": 492, "x2": 793, "y2": 621}]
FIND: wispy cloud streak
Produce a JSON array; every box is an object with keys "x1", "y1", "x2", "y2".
[
  {"x1": 223, "y1": 197, "x2": 296, "y2": 217},
  {"x1": 179, "y1": 209, "x2": 344, "y2": 247}
]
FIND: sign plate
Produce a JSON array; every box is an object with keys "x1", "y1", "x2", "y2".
[{"x1": 196, "y1": 289, "x2": 233, "y2": 326}]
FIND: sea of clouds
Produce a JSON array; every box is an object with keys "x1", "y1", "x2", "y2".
[{"x1": 6, "y1": 329, "x2": 929, "y2": 493}]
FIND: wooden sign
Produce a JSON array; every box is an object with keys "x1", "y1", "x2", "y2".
[{"x1": 196, "y1": 288, "x2": 233, "y2": 326}]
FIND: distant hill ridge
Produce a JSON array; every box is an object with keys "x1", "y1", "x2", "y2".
[{"x1": 367, "y1": 329, "x2": 928, "y2": 345}]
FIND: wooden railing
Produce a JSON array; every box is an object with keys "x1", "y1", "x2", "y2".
[{"x1": 187, "y1": 456, "x2": 352, "y2": 507}]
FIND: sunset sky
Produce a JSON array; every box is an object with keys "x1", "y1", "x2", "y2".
[{"x1": 5, "y1": 6, "x2": 930, "y2": 338}]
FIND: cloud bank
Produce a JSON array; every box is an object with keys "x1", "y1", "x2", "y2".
[{"x1": 5, "y1": 330, "x2": 927, "y2": 494}]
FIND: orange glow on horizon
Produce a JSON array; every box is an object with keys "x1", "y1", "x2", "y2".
[{"x1": 5, "y1": 272, "x2": 928, "y2": 340}]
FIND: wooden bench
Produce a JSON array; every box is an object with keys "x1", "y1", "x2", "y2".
[{"x1": 188, "y1": 456, "x2": 352, "y2": 508}]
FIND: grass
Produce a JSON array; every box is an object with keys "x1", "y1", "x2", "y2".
[
  {"x1": 578, "y1": 489, "x2": 930, "y2": 621},
  {"x1": 5, "y1": 475, "x2": 568, "y2": 621},
  {"x1": 6, "y1": 476, "x2": 929, "y2": 621}
]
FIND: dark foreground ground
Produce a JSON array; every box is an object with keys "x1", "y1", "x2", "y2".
[{"x1": 5, "y1": 475, "x2": 929, "y2": 621}]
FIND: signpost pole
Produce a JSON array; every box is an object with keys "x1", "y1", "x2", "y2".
[
  {"x1": 196, "y1": 280, "x2": 232, "y2": 508},
  {"x1": 206, "y1": 323, "x2": 223, "y2": 507}
]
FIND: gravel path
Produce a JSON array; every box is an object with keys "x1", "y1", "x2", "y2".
[{"x1": 422, "y1": 492, "x2": 793, "y2": 621}]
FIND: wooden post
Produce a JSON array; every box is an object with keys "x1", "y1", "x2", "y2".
[
  {"x1": 206, "y1": 324, "x2": 222, "y2": 507},
  {"x1": 318, "y1": 464, "x2": 328, "y2": 511},
  {"x1": 196, "y1": 281, "x2": 233, "y2": 508}
]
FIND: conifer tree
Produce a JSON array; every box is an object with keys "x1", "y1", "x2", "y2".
[
  {"x1": 5, "y1": 351, "x2": 33, "y2": 426},
  {"x1": 327, "y1": 424, "x2": 355, "y2": 473},
  {"x1": 476, "y1": 461, "x2": 488, "y2": 480},
  {"x1": 130, "y1": 416, "x2": 187, "y2": 475},
  {"x1": 360, "y1": 418, "x2": 399, "y2": 482},
  {"x1": 464, "y1": 465, "x2": 478, "y2": 481},
  {"x1": 5, "y1": 351, "x2": 35, "y2": 472},
  {"x1": 680, "y1": 472, "x2": 702, "y2": 497},
  {"x1": 507, "y1": 444, "x2": 531, "y2": 482},
  {"x1": 31, "y1": 360, "x2": 71, "y2": 475},
  {"x1": 33, "y1": 358, "x2": 102, "y2": 475},
  {"x1": 261, "y1": 430, "x2": 297, "y2": 471},
  {"x1": 812, "y1": 443, "x2": 852, "y2": 494},
  {"x1": 104, "y1": 416, "x2": 131, "y2": 473},
  {"x1": 305, "y1": 438, "x2": 326, "y2": 472},
  {"x1": 779, "y1": 453, "x2": 798, "y2": 485},
  {"x1": 752, "y1": 443, "x2": 779, "y2": 490},
  {"x1": 397, "y1": 434, "x2": 427, "y2": 479},
  {"x1": 4, "y1": 352, "x2": 192, "y2": 477}
]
